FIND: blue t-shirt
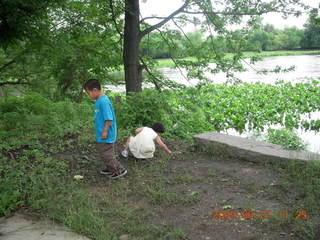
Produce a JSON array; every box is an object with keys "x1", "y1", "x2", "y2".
[{"x1": 94, "y1": 95, "x2": 117, "y2": 143}]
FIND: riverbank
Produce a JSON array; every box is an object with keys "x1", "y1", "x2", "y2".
[{"x1": 155, "y1": 50, "x2": 320, "y2": 68}]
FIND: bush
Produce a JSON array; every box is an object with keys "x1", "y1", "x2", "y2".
[
  {"x1": 114, "y1": 88, "x2": 215, "y2": 140},
  {"x1": 0, "y1": 94, "x2": 91, "y2": 216},
  {"x1": 115, "y1": 89, "x2": 172, "y2": 132},
  {"x1": 267, "y1": 128, "x2": 307, "y2": 150}
]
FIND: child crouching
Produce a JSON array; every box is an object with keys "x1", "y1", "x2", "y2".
[{"x1": 122, "y1": 122, "x2": 171, "y2": 159}]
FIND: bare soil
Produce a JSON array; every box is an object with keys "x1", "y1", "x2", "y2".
[{"x1": 60, "y1": 138, "x2": 318, "y2": 239}]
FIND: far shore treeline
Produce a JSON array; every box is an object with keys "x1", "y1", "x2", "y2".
[{"x1": 141, "y1": 23, "x2": 320, "y2": 60}]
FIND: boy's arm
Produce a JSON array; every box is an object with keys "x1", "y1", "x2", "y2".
[
  {"x1": 102, "y1": 120, "x2": 112, "y2": 139},
  {"x1": 135, "y1": 127, "x2": 144, "y2": 135},
  {"x1": 155, "y1": 136, "x2": 172, "y2": 154}
]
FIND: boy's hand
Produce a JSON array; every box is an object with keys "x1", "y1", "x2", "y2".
[{"x1": 102, "y1": 131, "x2": 108, "y2": 139}]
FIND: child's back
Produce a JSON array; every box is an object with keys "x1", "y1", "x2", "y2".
[
  {"x1": 122, "y1": 123, "x2": 172, "y2": 159},
  {"x1": 129, "y1": 127, "x2": 158, "y2": 158}
]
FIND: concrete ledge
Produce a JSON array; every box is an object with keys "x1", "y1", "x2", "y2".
[
  {"x1": 193, "y1": 132, "x2": 320, "y2": 164},
  {"x1": 0, "y1": 214, "x2": 90, "y2": 240}
]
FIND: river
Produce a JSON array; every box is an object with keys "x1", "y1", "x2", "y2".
[{"x1": 161, "y1": 54, "x2": 320, "y2": 85}]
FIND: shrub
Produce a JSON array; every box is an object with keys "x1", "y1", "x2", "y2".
[
  {"x1": 267, "y1": 128, "x2": 308, "y2": 150},
  {"x1": 0, "y1": 94, "x2": 91, "y2": 216},
  {"x1": 115, "y1": 89, "x2": 172, "y2": 132}
]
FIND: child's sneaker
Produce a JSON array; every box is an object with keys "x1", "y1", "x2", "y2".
[
  {"x1": 110, "y1": 169, "x2": 127, "y2": 180},
  {"x1": 100, "y1": 169, "x2": 113, "y2": 175},
  {"x1": 121, "y1": 149, "x2": 129, "y2": 158}
]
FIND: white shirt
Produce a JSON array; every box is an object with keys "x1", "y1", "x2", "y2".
[{"x1": 128, "y1": 127, "x2": 158, "y2": 159}]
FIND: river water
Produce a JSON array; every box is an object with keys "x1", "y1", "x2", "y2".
[
  {"x1": 161, "y1": 55, "x2": 320, "y2": 85},
  {"x1": 109, "y1": 55, "x2": 320, "y2": 153}
]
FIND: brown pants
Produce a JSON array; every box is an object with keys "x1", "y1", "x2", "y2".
[{"x1": 96, "y1": 143, "x2": 124, "y2": 174}]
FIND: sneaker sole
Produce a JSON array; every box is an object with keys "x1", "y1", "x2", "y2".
[
  {"x1": 121, "y1": 152, "x2": 129, "y2": 158},
  {"x1": 111, "y1": 169, "x2": 128, "y2": 180},
  {"x1": 100, "y1": 170, "x2": 113, "y2": 175}
]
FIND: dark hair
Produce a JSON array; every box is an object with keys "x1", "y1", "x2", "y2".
[
  {"x1": 83, "y1": 79, "x2": 101, "y2": 91},
  {"x1": 151, "y1": 122, "x2": 165, "y2": 133}
]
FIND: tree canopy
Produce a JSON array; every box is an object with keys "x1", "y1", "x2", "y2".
[
  {"x1": 0, "y1": 0, "x2": 319, "y2": 98},
  {"x1": 0, "y1": 0, "x2": 65, "y2": 46}
]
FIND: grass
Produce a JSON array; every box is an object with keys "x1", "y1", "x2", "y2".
[
  {"x1": 262, "y1": 158, "x2": 320, "y2": 239},
  {"x1": 173, "y1": 170, "x2": 198, "y2": 183},
  {"x1": 285, "y1": 160, "x2": 320, "y2": 213},
  {"x1": 155, "y1": 50, "x2": 320, "y2": 68}
]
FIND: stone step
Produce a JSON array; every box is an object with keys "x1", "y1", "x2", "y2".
[
  {"x1": 193, "y1": 132, "x2": 320, "y2": 164},
  {"x1": 0, "y1": 214, "x2": 90, "y2": 240}
]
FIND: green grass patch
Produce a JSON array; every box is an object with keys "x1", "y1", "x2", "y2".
[{"x1": 286, "y1": 160, "x2": 320, "y2": 213}]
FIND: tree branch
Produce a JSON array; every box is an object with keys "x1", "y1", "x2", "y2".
[
  {"x1": 0, "y1": 81, "x2": 29, "y2": 86},
  {"x1": 139, "y1": 0, "x2": 190, "y2": 39},
  {"x1": 171, "y1": 19, "x2": 193, "y2": 46},
  {"x1": 140, "y1": 16, "x2": 168, "y2": 23},
  {"x1": 108, "y1": 0, "x2": 124, "y2": 39},
  {"x1": 157, "y1": 29, "x2": 189, "y2": 83},
  {"x1": 139, "y1": 57, "x2": 162, "y2": 92},
  {"x1": 182, "y1": 9, "x2": 297, "y2": 16},
  {"x1": 0, "y1": 50, "x2": 27, "y2": 72},
  {"x1": 0, "y1": 59, "x2": 17, "y2": 73}
]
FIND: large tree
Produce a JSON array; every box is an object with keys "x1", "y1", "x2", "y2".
[{"x1": 121, "y1": 0, "x2": 308, "y2": 94}]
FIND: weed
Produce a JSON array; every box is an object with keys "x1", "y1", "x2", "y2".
[
  {"x1": 207, "y1": 168, "x2": 216, "y2": 177},
  {"x1": 174, "y1": 171, "x2": 196, "y2": 183}
]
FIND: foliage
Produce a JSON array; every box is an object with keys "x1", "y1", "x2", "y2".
[
  {"x1": 0, "y1": 93, "x2": 92, "y2": 216},
  {"x1": 1, "y1": 0, "x2": 319, "y2": 95},
  {"x1": 301, "y1": 11, "x2": 320, "y2": 49},
  {"x1": 0, "y1": 0, "x2": 124, "y2": 101},
  {"x1": 115, "y1": 89, "x2": 172, "y2": 131},
  {"x1": 115, "y1": 79, "x2": 320, "y2": 140},
  {"x1": 143, "y1": 23, "x2": 308, "y2": 61},
  {"x1": 0, "y1": 0, "x2": 65, "y2": 46},
  {"x1": 266, "y1": 128, "x2": 307, "y2": 150}
]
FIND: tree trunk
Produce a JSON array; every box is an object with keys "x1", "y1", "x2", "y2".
[{"x1": 123, "y1": 0, "x2": 141, "y2": 94}]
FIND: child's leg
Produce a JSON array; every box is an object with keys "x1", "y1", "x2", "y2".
[{"x1": 97, "y1": 143, "x2": 125, "y2": 174}]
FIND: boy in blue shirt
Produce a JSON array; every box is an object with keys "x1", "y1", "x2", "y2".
[{"x1": 83, "y1": 79, "x2": 127, "y2": 180}]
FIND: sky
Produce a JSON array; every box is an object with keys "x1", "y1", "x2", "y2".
[{"x1": 140, "y1": 0, "x2": 320, "y2": 31}]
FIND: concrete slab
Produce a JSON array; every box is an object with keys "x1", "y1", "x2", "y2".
[
  {"x1": 0, "y1": 214, "x2": 90, "y2": 240},
  {"x1": 193, "y1": 132, "x2": 320, "y2": 164}
]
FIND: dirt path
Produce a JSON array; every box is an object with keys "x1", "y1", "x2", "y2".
[
  {"x1": 113, "y1": 140, "x2": 308, "y2": 240},
  {"x1": 158, "y1": 150, "x2": 296, "y2": 239}
]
